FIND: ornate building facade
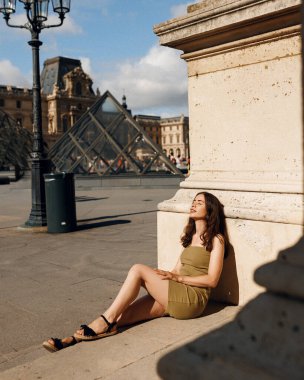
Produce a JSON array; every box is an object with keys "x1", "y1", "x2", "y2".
[
  {"x1": 134, "y1": 114, "x2": 189, "y2": 160},
  {"x1": 0, "y1": 56, "x2": 189, "y2": 155},
  {"x1": 0, "y1": 85, "x2": 44, "y2": 131},
  {"x1": 42, "y1": 57, "x2": 97, "y2": 138},
  {"x1": 134, "y1": 115, "x2": 161, "y2": 146},
  {"x1": 0, "y1": 57, "x2": 98, "y2": 148},
  {"x1": 160, "y1": 115, "x2": 189, "y2": 159}
]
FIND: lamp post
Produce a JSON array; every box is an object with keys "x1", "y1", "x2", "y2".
[{"x1": 0, "y1": 0, "x2": 71, "y2": 227}]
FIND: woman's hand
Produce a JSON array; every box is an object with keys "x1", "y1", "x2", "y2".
[{"x1": 154, "y1": 269, "x2": 180, "y2": 282}]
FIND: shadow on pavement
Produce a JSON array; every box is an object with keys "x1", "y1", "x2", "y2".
[
  {"x1": 75, "y1": 196, "x2": 109, "y2": 202},
  {"x1": 76, "y1": 219, "x2": 131, "y2": 231},
  {"x1": 77, "y1": 210, "x2": 157, "y2": 223},
  {"x1": 118, "y1": 302, "x2": 229, "y2": 334}
]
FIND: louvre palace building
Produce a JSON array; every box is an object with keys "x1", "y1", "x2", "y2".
[{"x1": 0, "y1": 56, "x2": 189, "y2": 160}]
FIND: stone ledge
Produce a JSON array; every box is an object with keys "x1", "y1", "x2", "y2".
[
  {"x1": 158, "y1": 188, "x2": 303, "y2": 225},
  {"x1": 183, "y1": 25, "x2": 300, "y2": 64},
  {"x1": 181, "y1": 173, "x2": 303, "y2": 194},
  {"x1": 154, "y1": 0, "x2": 301, "y2": 53}
]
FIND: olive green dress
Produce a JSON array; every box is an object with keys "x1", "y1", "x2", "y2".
[{"x1": 165, "y1": 246, "x2": 211, "y2": 320}]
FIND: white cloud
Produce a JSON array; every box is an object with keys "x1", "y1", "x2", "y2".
[
  {"x1": 0, "y1": 12, "x2": 82, "y2": 37},
  {"x1": 170, "y1": 2, "x2": 192, "y2": 18},
  {"x1": 44, "y1": 14, "x2": 83, "y2": 34},
  {"x1": 0, "y1": 13, "x2": 29, "y2": 39},
  {"x1": 80, "y1": 56, "x2": 93, "y2": 77},
  {"x1": 0, "y1": 60, "x2": 30, "y2": 87},
  {"x1": 96, "y1": 44, "x2": 188, "y2": 116},
  {"x1": 5, "y1": 12, "x2": 28, "y2": 26},
  {"x1": 0, "y1": 10, "x2": 81, "y2": 33}
]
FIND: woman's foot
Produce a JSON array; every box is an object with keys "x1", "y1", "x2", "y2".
[
  {"x1": 74, "y1": 315, "x2": 118, "y2": 341},
  {"x1": 42, "y1": 336, "x2": 78, "y2": 353}
]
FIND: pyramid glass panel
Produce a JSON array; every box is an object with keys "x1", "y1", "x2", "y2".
[
  {"x1": 0, "y1": 110, "x2": 32, "y2": 169},
  {"x1": 48, "y1": 91, "x2": 182, "y2": 177}
]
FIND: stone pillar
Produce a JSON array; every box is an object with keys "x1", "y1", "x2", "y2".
[
  {"x1": 154, "y1": 0, "x2": 303, "y2": 305},
  {"x1": 156, "y1": 1, "x2": 304, "y2": 377}
]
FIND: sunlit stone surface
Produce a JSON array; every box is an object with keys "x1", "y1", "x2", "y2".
[
  {"x1": 155, "y1": 1, "x2": 304, "y2": 378},
  {"x1": 154, "y1": 0, "x2": 303, "y2": 305}
]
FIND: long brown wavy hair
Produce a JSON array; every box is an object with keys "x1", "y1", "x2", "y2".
[{"x1": 181, "y1": 191, "x2": 229, "y2": 255}]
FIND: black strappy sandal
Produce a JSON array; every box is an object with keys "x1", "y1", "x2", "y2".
[
  {"x1": 74, "y1": 314, "x2": 118, "y2": 341},
  {"x1": 42, "y1": 336, "x2": 78, "y2": 353}
]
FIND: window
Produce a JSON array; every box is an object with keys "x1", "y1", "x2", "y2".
[
  {"x1": 0, "y1": 99, "x2": 4, "y2": 107},
  {"x1": 163, "y1": 136, "x2": 166, "y2": 144},
  {"x1": 16, "y1": 100, "x2": 21, "y2": 109},
  {"x1": 176, "y1": 135, "x2": 180, "y2": 143},
  {"x1": 75, "y1": 82, "x2": 82, "y2": 96},
  {"x1": 62, "y1": 115, "x2": 68, "y2": 133},
  {"x1": 169, "y1": 135, "x2": 173, "y2": 144}
]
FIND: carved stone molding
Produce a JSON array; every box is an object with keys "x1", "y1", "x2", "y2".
[
  {"x1": 158, "y1": 188, "x2": 303, "y2": 225},
  {"x1": 154, "y1": 0, "x2": 301, "y2": 54}
]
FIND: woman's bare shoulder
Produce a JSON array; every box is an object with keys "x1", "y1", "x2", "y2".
[{"x1": 213, "y1": 234, "x2": 225, "y2": 246}]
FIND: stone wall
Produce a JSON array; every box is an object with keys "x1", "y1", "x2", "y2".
[{"x1": 154, "y1": 0, "x2": 303, "y2": 305}]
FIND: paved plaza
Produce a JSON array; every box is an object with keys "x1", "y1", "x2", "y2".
[{"x1": 0, "y1": 178, "x2": 238, "y2": 379}]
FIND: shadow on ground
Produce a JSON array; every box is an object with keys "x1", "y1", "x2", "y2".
[
  {"x1": 76, "y1": 219, "x2": 131, "y2": 231},
  {"x1": 75, "y1": 196, "x2": 109, "y2": 202},
  {"x1": 77, "y1": 210, "x2": 157, "y2": 223}
]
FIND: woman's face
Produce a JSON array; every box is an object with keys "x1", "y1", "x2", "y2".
[{"x1": 189, "y1": 194, "x2": 207, "y2": 220}]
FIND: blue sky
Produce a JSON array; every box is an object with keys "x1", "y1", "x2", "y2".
[{"x1": 0, "y1": 1, "x2": 192, "y2": 116}]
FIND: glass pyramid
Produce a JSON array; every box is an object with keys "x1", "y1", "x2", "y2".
[
  {"x1": 48, "y1": 91, "x2": 182, "y2": 176},
  {"x1": 0, "y1": 110, "x2": 32, "y2": 169}
]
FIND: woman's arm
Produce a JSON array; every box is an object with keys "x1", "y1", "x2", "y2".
[{"x1": 155, "y1": 236, "x2": 224, "y2": 288}]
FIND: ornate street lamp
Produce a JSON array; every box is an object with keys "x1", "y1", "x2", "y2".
[{"x1": 0, "y1": 0, "x2": 71, "y2": 227}]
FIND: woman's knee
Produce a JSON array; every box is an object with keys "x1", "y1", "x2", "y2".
[{"x1": 128, "y1": 263, "x2": 149, "y2": 277}]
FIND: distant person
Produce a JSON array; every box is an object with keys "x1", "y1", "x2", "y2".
[
  {"x1": 116, "y1": 156, "x2": 126, "y2": 173},
  {"x1": 176, "y1": 154, "x2": 182, "y2": 169},
  {"x1": 43, "y1": 192, "x2": 229, "y2": 352},
  {"x1": 170, "y1": 154, "x2": 176, "y2": 165}
]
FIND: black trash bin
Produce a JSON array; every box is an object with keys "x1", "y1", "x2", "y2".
[{"x1": 44, "y1": 172, "x2": 77, "y2": 233}]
